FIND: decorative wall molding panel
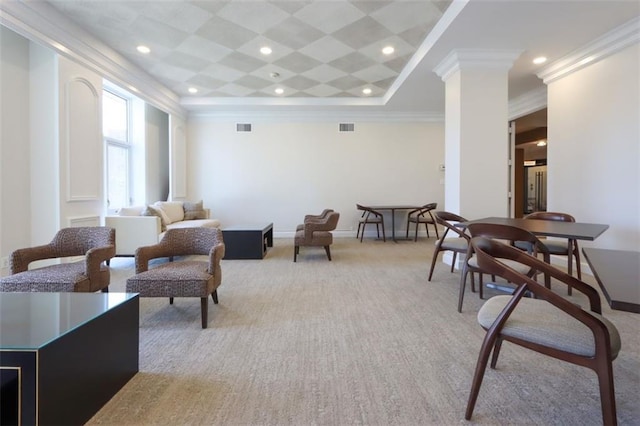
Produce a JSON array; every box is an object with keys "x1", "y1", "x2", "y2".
[{"x1": 65, "y1": 77, "x2": 101, "y2": 202}]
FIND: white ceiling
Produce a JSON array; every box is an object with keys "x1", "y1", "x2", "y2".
[{"x1": 5, "y1": 1, "x2": 640, "y2": 114}]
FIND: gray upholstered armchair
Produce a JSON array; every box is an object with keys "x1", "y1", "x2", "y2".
[
  {"x1": 126, "y1": 227, "x2": 225, "y2": 328},
  {"x1": 0, "y1": 226, "x2": 115, "y2": 292},
  {"x1": 294, "y1": 211, "x2": 340, "y2": 262}
]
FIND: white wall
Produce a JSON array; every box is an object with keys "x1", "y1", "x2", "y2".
[
  {"x1": 29, "y1": 42, "x2": 59, "y2": 244},
  {"x1": 0, "y1": 27, "x2": 31, "y2": 274},
  {"x1": 145, "y1": 104, "x2": 170, "y2": 203},
  {"x1": 547, "y1": 42, "x2": 639, "y2": 250},
  {"x1": 187, "y1": 118, "x2": 445, "y2": 236}
]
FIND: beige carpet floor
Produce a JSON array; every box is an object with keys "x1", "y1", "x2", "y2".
[{"x1": 88, "y1": 237, "x2": 640, "y2": 425}]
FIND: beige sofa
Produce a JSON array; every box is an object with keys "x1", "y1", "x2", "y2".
[{"x1": 105, "y1": 201, "x2": 221, "y2": 257}]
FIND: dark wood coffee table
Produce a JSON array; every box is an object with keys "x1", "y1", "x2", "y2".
[{"x1": 222, "y1": 223, "x2": 273, "y2": 259}]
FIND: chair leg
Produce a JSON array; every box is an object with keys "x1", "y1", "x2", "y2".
[
  {"x1": 424, "y1": 222, "x2": 430, "y2": 238},
  {"x1": 428, "y1": 248, "x2": 441, "y2": 281},
  {"x1": 595, "y1": 357, "x2": 618, "y2": 426},
  {"x1": 200, "y1": 297, "x2": 208, "y2": 329},
  {"x1": 479, "y1": 273, "x2": 484, "y2": 300},
  {"x1": 433, "y1": 224, "x2": 440, "y2": 239},
  {"x1": 360, "y1": 224, "x2": 365, "y2": 242},
  {"x1": 406, "y1": 220, "x2": 411, "y2": 239},
  {"x1": 211, "y1": 290, "x2": 218, "y2": 304},
  {"x1": 450, "y1": 252, "x2": 457, "y2": 273},
  {"x1": 101, "y1": 286, "x2": 109, "y2": 293},
  {"x1": 294, "y1": 245, "x2": 299, "y2": 262},
  {"x1": 376, "y1": 223, "x2": 380, "y2": 238},
  {"x1": 324, "y1": 245, "x2": 332, "y2": 261},
  {"x1": 458, "y1": 264, "x2": 470, "y2": 312},
  {"x1": 490, "y1": 337, "x2": 503, "y2": 368},
  {"x1": 381, "y1": 222, "x2": 386, "y2": 242},
  {"x1": 169, "y1": 297, "x2": 174, "y2": 304},
  {"x1": 465, "y1": 329, "x2": 500, "y2": 420}
]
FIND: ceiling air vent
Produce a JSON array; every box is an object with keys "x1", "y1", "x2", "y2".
[
  {"x1": 339, "y1": 123, "x2": 355, "y2": 132},
  {"x1": 236, "y1": 123, "x2": 252, "y2": 132}
]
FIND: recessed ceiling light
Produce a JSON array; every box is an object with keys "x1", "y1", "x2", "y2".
[
  {"x1": 274, "y1": 88, "x2": 284, "y2": 95},
  {"x1": 382, "y1": 46, "x2": 394, "y2": 55},
  {"x1": 362, "y1": 88, "x2": 372, "y2": 95},
  {"x1": 188, "y1": 87, "x2": 198, "y2": 94},
  {"x1": 260, "y1": 46, "x2": 272, "y2": 55},
  {"x1": 137, "y1": 45, "x2": 150, "y2": 54},
  {"x1": 128, "y1": 85, "x2": 139, "y2": 93},
  {"x1": 533, "y1": 56, "x2": 547, "y2": 65},
  {"x1": 536, "y1": 140, "x2": 547, "y2": 147},
  {"x1": 270, "y1": 72, "x2": 280, "y2": 78}
]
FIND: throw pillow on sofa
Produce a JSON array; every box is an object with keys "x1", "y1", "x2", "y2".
[
  {"x1": 142, "y1": 205, "x2": 169, "y2": 231},
  {"x1": 183, "y1": 200, "x2": 207, "y2": 220},
  {"x1": 153, "y1": 201, "x2": 185, "y2": 223}
]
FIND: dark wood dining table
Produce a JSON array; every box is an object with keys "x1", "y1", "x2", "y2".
[
  {"x1": 458, "y1": 216, "x2": 609, "y2": 241},
  {"x1": 582, "y1": 248, "x2": 640, "y2": 313},
  {"x1": 368, "y1": 205, "x2": 421, "y2": 242}
]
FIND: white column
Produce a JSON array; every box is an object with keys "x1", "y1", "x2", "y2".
[{"x1": 434, "y1": 49, "x2": 521, "y2": 219}]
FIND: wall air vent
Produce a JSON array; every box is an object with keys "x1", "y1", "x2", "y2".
[
  {"x1": 339, "y1": 123, "x2": 355, "y2": 132},
  {"x1": 236, "y1": 123, "x2": 252, "y2": 132}
]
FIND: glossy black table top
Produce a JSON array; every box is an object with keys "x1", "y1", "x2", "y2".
[
  {"x1": 0, "y1": 292, "x2": 137, "y2": 349},
  {"x1": 460, "y1": 217, "x2": 609, "y2": 241}
]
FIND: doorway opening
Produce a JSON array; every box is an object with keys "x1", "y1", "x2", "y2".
[{"x1": 512, "y1": 108, "x2": 548, "y2": 218}]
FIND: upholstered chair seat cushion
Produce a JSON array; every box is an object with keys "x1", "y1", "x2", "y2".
[
  {"x1": 438, "y1": 238, "x2": 468, "y2": 252},
  {"x1": 540, "y1": 239, "x2": 570, "y2": 254},
  {"x1": 478, "y1": 295, "x2": 621, "y2": 359},
  {"x1": 126, "y1": 260, "x2": 214, "y2": 298},
  {"x1": 516, "y1": 239, "x2": 569, "y2": 255},
  {"x1": 467, "y1": 256, "x2": 532, "y2": 275},
  {"x1": 413, "y1": 215, "x2": 436, "y2": 224},
  {"x1": 0, "y1": 262, "x2": 109, "y2": 292}
]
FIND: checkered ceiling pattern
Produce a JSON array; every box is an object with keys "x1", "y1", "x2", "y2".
[{"x1": 47, "y1": 1, "x2": 452, "y2": 99}]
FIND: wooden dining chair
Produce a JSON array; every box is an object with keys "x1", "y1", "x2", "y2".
[
  {"x1": 356, "y1": 204, "x2": 385, "y2": 242},
  {"x1": 428, "y1": 211, "x2": 469, "y2": 281},
  {"x1": 405, "y1": 202, "x2": 438, "y2": 241},
  {"x1": 521, "y1": 211, "x2": 582, "y2": 295},
  {"x1": 465, "y1": 237, "x2": 621, "y2": 425},
  {"x1": 458, "y1": 223, "x2": 551, "y2": 312}
]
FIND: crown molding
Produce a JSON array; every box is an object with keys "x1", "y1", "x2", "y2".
[
  {"x1": 188, "y1": 110, "x2": 443, "y2": 123},
  {"x1": 0, "y1": 1, "x2": 186, "y2": 119},
  {"x1": 508, "y1": 87, "x2": 547, "y2": 120},
  {"x1": 434, "y1": 49, "x2": 523, "y2": 82},
  {"x1": 537, "y1": 17, "x2": 640, "y2": 85}
]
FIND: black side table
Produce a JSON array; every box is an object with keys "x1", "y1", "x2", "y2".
[{"x1": 222, "y1": 223, "x2": 273, "y2": 259}]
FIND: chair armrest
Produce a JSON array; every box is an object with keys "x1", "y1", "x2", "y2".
[
  {"x1": 85, "y1": 245, "x2": 116, "y2": 282},
  {"x1": 105, "y1": 215, "x2": 162, "y2": 256},
  {"x1": 208, "y1": 242, "x2": 225, "y2": 275},
  {"x1": 134, "y1": 242, "x2": 175, "y2": 274},
  {"x1": 304, "y1": 221, "x2": 332, "y2": 234},
  {"x1": 10, "y1": 244, "x2": 56, "y2": 274}
]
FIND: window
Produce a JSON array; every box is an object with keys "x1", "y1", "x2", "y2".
[{"x1": 103, "y1": 90, "x2": 131, "y2": 212}]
